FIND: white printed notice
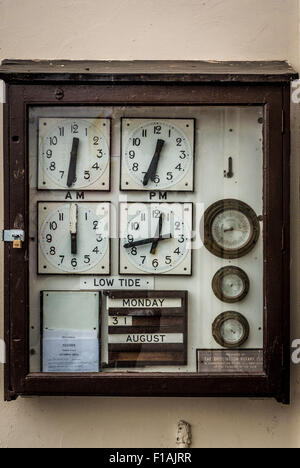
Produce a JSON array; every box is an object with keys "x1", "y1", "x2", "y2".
[{"x1": 42, "y1": 329, "x2": 99, "y2": 373}]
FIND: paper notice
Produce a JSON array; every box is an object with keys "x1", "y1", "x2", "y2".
[{"x1": 42, "y1": 329, "x2": 99, "y2": 373}]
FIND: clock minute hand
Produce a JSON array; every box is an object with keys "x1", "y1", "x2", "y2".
[
  {"x1": 143, "y1": 139, "x2": 165, "y2": 186},
  {"x1": 67, "y1": 137, "x2": 80, "y2": 187},
  {"x1": 124, "y1": 234, "x2": 172, "y2": 249},
  {"x1": 70, "y1": 204, "x2": 78, "y2": 255},
  {"x1": 150, "y1": 213, "x2": 163, "y2": 255}
]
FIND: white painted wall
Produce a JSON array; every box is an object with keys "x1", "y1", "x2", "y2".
[{"x1": 0, "y1": 0, "x2": 300, "y2": 448}]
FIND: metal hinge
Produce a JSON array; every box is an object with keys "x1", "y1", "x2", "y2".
[{"x1": 2, "y1": 229, "x2": 25, "y2": 243}]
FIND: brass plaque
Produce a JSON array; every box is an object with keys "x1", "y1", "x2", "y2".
[{"x1": 197, "y1": 349, "x2": 263, "y2": 374}]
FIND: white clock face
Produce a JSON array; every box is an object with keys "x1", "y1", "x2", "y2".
[
  {"x1": 220, "y1": 319, "x2": 244, "y2": 345},
  {"x1": 220, "y1": 273, "x2": 244, "y2": 299},
  {"x1": 211, "y1": 210, "x2": 252, "y2": 251},
  {"x1": 121, "y1": 119, "x2": 194, "y2": 191},
  {"x1": 119, "y1": 202, "x2": 193, "y2": 275},
  {"x1": 38, "y1": 202, "x2": 110, "y2": 274},
  {"x1": 38, "y1": 118, "x2": 110, "y2": 190}
]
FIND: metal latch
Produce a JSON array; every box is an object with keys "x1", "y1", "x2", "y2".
[{"x1": 2, "y1": 230, "x2": 25, "y2": 249}]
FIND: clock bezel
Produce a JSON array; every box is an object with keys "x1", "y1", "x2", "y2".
[
  {"x1": 212, "y1": 266, "x2": 250, "y2": 303},
  {"x1": 203, "y1": 199, "x2": 261, "y2": 259},
  {"x1": 37, "y1": 116, "x2": 112, "y2": 192},
  {"x1": 37, "y1": 200, "x2": 111, "y2": 276},
  {"x1": 212, "y1": 311, "x2": 250, "y2": 349},
  {"x1": 120, "y1": 117, "x2": 196, "y2": 192}
]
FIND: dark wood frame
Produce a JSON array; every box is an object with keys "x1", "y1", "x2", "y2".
[{"x1": 1, "y1": 60, "x2": 296, "y2": 403}]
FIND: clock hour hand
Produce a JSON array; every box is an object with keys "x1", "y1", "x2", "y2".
[
  {"x1": 70, "y1": 204, "x2": 78, "y2": 255},
  {"x1": 124, "y1": 233, "x2": 172, "y2": 249},
  {"x1": 150, "y1": 213, "x2": 163, "y2": 254},
  {"x1": 143, "y1": 139, "x2": 165, "y2": 186},
  {"x1": 67, "y1": 137, "x2": 80, "y2": 187}
]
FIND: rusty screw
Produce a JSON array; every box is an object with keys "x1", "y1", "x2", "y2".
[{"x1": 55, "y1": 88, "x2": 64, "y2": 100}]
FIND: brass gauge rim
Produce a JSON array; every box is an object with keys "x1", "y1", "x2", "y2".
[
  {"x1": 212, "y1": 311, "x2": 250, "y2": 349},
  {"x1": 212, "y1": 266, "x2": 250, "y2": 303},
  {"x1": 203, "y1": 199, "x2": 260, "y2": 259}
]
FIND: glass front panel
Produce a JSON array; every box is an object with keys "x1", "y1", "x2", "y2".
[{"x1": 28, "y1": 105, "x2": 264, "y2": 374}]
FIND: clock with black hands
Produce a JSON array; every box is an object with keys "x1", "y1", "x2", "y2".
[
  {"x1": 38, "y1": 118, "x2": 111, "y2": 190},
  {"x1": 120, "y1": 118, "x2": 195, "y2": 191},
  {"x1": 119, "y1": 202, "x2": 193, "y2": 275}
]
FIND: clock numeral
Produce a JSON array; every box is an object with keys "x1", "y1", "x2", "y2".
[
  {"x1": 180, "y1": 151, "x2": 187, "y2": 159},
  {"x1": 49, "y1": 221, "x2": 58, "y2": 231},
  {"x1": 97, "y1": 148, "x2": 103, "y2": 158},
  {"x1": 166, "y1": 172, "x2": 173, "y2": 181},
  {"x1": 152, "y1": 259, "x2": 159, "y2": 268},
  {"x1": 84, "y1": 255, "x2": 91, "y2": 264},
  {"x1": 129, "y1": 150, "x2": 135, "y2": 159},
  {"x1": 175, "y1": 164, "x2": 183, "y2": 171},
  {"x1": 71, "y1": 258, "x2": 78, "y2": 268},
  {"x1": 140, "y1": 256, "x2": 146, "y2": 264},
  {"x1": 48, "y1": 136, "x2": 58, "y2": 146},
  {"x1": 46, "y1": 234, "x2": 52, "y2": 243},
  {"x1": 154, "y1": 126, "x2": 161, "y2": 135},
  {"x1": 176, "y1": 138, "x2": 182, "y2": 147},
  {"x1": 59, "y1": 213, "x2": 64, "y2": 221},
  {"x1": 92, "y1": 163, "x2": 100, "y2": 170},
  {"x1": 58, "y1": 127, "x2": 65, "y2": 137},
  {"x1": 152, "y1": 210, "x2": 161, "y2": 219},
  {"x1": 93, "y1": 221, "x2": 99, "y2": 230},
  {"x1": 165, "y1": 256, "x2": 171, "y2": 265},
  {"x1": 93, "y1": 136, "x2": 100, "y2": 146},
  {"x1": 59, "y1": 171, "x2": 64, "y2": 179},
  {"x1": 133, "y1": 138, "x2": 141, "y2": 147},
  {"x1": 59, "y1": 255, "x2": 65, "y2": 265},
  {"x1": 131, "y1": 247, "x2": 137, "y2": 256},
  {"x1": 46, "y1": 149, "x2": 52, "y2": 159},
  {"x1": 132, "y1": 163, "x2": 139, "y2": 172},
  {"x1": 49, "y1": 162, "x2": 56, "y2": 171},
  {"x1": 142, "y1": 129, "x2": 147, "y2": 138},
  {"x1": 71, "y1": 123, "x2": 79, "y2": 134},
  {"x1": 50, "y1": 246, "x2": 56, "y2": 256}
]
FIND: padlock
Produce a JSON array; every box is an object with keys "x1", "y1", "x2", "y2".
[{"x1": 13, "y1": 237, "x2": 22, "y2": 249}]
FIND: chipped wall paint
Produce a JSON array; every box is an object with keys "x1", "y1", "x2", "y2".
[{"x1": 0, "y1": 0, "x2": 300, "y2": 448}]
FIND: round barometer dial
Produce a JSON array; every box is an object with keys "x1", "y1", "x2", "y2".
[
  {"x1": 212, "y1": 266, "x2": 250, "y2": 303},
  {"x1": 121, "y1": 118, "x2": 194, "y2": 191},
  {"x1": 204, "y1": 199, "x2": 260, "y2": 258},
  {"x1": 212, "y1": 311, "x2": 250, "y2": 349}
]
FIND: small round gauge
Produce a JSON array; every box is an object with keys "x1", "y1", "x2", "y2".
[
  {"x1": 212, "y1": 266, "x2": 250, "y2": 303},
  {"x1": 38, "y1": 118, "x2": 110, "y2": 190},
  {"x1": 38, "y1": 202, "x2": 110, "y2": 274},
  {"x1": 212, "y1": 311, "x2": 250, "y2": 349},
  {"x1": 203, "y1": 199, "x2": 260, "y2": 259},
  {"x1": 119, "y1": 202, "x2": 192, "y2": 275},
  {"x1": 121, "y1": 118, "x2": 194, "y2": 191}
]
